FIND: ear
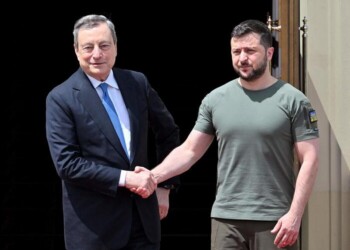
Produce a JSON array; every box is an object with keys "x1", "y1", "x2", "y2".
[
  {"x1": 73, "y1": 44, "x2": 79, "y2": 56},
  {"x1": 267, "y1": 47, "x2": 274, "y2": 60}
]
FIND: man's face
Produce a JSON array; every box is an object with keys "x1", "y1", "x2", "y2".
[
  {"x1": 74, "y1": 23, "x2": 117, "y2": 81},
  {"x1": 230, "y1": 33, "x2": 272, "y2": 82}
]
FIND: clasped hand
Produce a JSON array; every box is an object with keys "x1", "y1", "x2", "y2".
[{"x1": 125, "y1": 166, "x2": 157, "y2": 198}]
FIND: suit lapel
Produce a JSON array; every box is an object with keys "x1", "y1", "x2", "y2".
[{"x1": 74, "y1": 69, "x2": 129, "y2": 162}]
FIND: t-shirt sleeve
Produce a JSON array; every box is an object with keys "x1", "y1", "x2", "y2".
[
  {"x1": 193, "y1": 95, "x2": 216, "y2": 135},
  {"x1": 293, "y1": 99, "x2": 319, "y2": 142}
]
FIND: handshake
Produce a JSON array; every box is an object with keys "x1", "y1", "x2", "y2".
[{"x1": 125, "y1": 166, "x2": 160, "y2": 198}]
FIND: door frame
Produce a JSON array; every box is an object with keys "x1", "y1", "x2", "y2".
[{"x1": 273, "y1": 0, "x2": 300, "y2": 89}]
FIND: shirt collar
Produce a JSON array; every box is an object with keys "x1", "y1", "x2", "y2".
[{"x1": 86, "y1": 71, "x2": 120, "y2": 90}]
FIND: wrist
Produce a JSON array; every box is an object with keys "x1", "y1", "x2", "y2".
[{"x1": 160, "y1": 184, "x2": 176, "y2": 190}]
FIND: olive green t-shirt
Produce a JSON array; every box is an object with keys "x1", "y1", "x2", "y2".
[{"x1": 194, "y1": 79, "x2": 319, "y2": 220}]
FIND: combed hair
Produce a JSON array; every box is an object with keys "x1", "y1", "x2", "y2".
[
  {"x1": 73, "y1": 14, "x2": 117, "y2": 47},
  {"x1": 231, "y1": 19, "x2": 272, "y2": 49}
]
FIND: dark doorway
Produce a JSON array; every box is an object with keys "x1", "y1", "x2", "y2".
[{"x1": 2, "y1": 2, "x2": 272, "y2": 249}]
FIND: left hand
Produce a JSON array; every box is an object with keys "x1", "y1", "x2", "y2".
[
  {"x1": 156, "y1": 187, "x2": 170, "y2": 220},
  {"x1": 271, "y1": 211, "x2": 301, "y2": 248}
]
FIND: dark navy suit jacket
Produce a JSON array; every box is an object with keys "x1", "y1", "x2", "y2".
[{"x1": 46, "y1": 67, "x2": 180, "y2": 249}]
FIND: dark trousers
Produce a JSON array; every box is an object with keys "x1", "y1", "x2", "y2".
[
  {"x1": 120, "y1": 202, "x2": 160, "y2": 250},
  {"x1": 211, "y1": 218, "x2": 298, "y2": 250}
]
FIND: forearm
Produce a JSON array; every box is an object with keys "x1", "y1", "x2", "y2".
[
  {"x1": 289, "y1": 159, "x2": 318, "y2": 217},
  {"x1": 152, "y1": 144, "x2": 198, "y2": 183},
  {"x1": 152, "y1": 130, "x2": 214, "y2": 184}
]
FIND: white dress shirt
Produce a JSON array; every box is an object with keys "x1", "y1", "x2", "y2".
[{"x1": 87, "y1": 72, "x2": 130, "y2": 186}]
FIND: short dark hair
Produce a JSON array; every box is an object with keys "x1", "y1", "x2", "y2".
[{"x1": 231, "y1": 19, "x2": 272, "y2": 49}]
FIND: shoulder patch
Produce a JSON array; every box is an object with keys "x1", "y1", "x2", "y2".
[{"x1": 309, "y1": 109, "x2": 318, "y2": 123}]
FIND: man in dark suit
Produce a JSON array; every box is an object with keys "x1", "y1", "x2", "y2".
[{"x1": 45, "y1": 14, "x2": 180, "y2": 250}]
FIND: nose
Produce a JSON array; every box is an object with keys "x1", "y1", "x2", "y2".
[
  {"x1": 92, "y1": 46, "x2": 103, "y2": 58},
  {"x1": 239, "y1": 51, "x2": 248, "y2": 61}
]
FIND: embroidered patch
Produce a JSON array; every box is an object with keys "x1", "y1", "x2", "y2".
[{"x1": 309, "y1": 110, "x2": 318, "y2": 123}]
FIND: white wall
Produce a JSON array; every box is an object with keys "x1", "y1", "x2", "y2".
[{"x1": 301, "y1": 0, "x2": 350, "y2": 249}]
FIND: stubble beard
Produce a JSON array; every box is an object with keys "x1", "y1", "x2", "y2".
[{"x1": 234, "y1": 55, "x2": 268, "y2": 82}]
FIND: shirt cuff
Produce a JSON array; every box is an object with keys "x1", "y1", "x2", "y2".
[{"x1": 119, "y1": 170, "x2": 126, "y2": 187}]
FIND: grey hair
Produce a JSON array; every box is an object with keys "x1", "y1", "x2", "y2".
[{"x1": 73, "y1": 14, "x2": 117, "y2": 47}]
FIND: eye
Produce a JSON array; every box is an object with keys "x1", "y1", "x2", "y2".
[
  {"x1": 82, "y1": 46, "x2": 93, "y2": 53},
  {"x1": 245, "y1": 49, "x2": 255, "y2": 54},
  {"x1": 100, "y1": 44, "x2": 111, "y2": 51},
  {"x1": 232, "y1": 50, "x2": 241, "y2": 55}
]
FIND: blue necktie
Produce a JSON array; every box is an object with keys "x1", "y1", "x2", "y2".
[{"x1": 99, "y1": 83, "x2": 128, "y2": 156}]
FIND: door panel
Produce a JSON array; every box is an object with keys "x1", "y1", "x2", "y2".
[{"x1": 270, "y1": 0, "x2": 300, "y2": 89}]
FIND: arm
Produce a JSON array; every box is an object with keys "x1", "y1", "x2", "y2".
[
  {"x1": 272, "y1": 138, "x2": 319, "y2": 248},
  {"x1": 152, "y1": 129, "x2": 214, "y2": 183},
  {"x1": 155, "y1": 187, "x2": 170, "y2": 220},
  {"x1": 148, "y1": 130, "x2": 213, "y2": 215},
  {"x1": 132, "y1": 130, "x2": 213, "y2": 197},
  {"x1": 46, "y1": 86, "x2": 155, "y2": 197},
  {"x1": 146, "y1": 79, "x2": 181, "y2": 189}
]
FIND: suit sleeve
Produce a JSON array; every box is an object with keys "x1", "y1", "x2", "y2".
[
  {"x1": 45, "y1": 86, "x2": 122, "y2": 197},
  {"x1": 145, "y1": 77, "x2": 181, "y2": 189}
]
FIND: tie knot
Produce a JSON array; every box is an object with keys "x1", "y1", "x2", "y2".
[{"x1": 100, "y1": 83, "x2": 109, "y2": 95}]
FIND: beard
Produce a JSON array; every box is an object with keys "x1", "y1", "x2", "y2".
[{"x1": 234, "y1": 55, "x2": 268, "y2": 82}]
